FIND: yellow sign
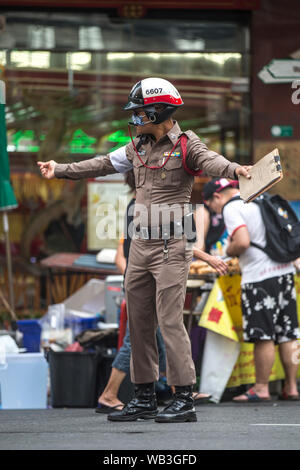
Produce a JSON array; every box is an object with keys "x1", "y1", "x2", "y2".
[
  {"x1": 199, "y1": 278, "x2": 239, "y2": 342},
  {"x1": 199, "y1": 274, "x2": 300, "y2": 387}
]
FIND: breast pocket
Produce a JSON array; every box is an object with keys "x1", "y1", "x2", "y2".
[
  {"x1": 133, "y1": 160, "x2": 146, "y2": 188},
  {"x1": 154, "y1": 157, "x2": 183, "y2": 188}
]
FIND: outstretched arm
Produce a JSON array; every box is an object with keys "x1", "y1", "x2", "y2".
[
  {"x1": 37, "y1": 145, "x2": 133, "y2": 180},
  {"x1": 186, "y1": 134, "x2": 251, "y2": 180}
]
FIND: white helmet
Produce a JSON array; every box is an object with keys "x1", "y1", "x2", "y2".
[{"x1": 124, "y1": 77, "x2": 183, "y2": 125}]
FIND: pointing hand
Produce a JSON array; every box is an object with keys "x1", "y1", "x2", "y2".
[{"x1": 37, "y1": 160, "x2": 57, "y2": 179}]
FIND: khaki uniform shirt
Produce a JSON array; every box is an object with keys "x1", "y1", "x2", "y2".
[{"x1": 54, "y1": 121, "x2": 240, "y2": 226}]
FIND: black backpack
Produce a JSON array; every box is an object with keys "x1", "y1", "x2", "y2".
[{"x1": 225, "y1": 193, "x2": 300, "y2": 263}]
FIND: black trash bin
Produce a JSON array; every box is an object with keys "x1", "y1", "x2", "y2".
[{"x1": 49, "y1": 350, "x2": 99, "y2": 408}]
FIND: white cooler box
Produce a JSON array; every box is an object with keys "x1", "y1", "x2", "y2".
[{"x1": 0, "y1": 353, "x2": 48, "y2": 409}]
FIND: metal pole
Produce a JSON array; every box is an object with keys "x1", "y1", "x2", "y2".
[{"x1": 2, "y1": 210, "x2": 15, "y2": 312}]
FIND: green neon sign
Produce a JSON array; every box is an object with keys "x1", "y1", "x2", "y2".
[
  {"x1": 107, "y1": 130, "x2": 131, "y2": 152},
  {"x1": 69, "y1": 129, "x2": 97, "y2": 154},
  {"x1": 12, "y1": 130, "x2": 40, "y2": 152},
  {"x1": 8, "y1": 128, "x2": 131, "y2": 155}
]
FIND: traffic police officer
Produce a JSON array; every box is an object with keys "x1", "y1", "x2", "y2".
[{"x1": 38, "y1": 77, "x2": 251, "y2": 423}]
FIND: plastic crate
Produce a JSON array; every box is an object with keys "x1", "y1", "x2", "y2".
[{"x1": 17, "y1": 319, "x2": 42, "y2": 353}]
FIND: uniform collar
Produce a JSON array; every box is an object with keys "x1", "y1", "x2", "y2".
[{"x1": 166, "y1": 121, "x2": 182, "y2": 143}]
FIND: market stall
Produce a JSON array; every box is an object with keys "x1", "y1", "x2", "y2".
[{"x1": 40, "y1": 252, "x2": 119, "y2": 305}]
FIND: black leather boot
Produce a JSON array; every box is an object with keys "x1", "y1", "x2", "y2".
[
  {"x1": 108, "y1": 383, "x2": 158, "y2": 422},
  {"x1": 155, "y1": 385, "x2": 197, "y2": 423}
]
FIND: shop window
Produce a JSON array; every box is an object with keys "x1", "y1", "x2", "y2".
[
  {"x1": 10, "y1": 51, "x2": 50, "y2": 69},
  {"x1": 28, "y1": 25, "x2": 55, "y2": 49},
  {"x1": 0, "y1": 10, "x2": 251, "y2": 252},
  {"x1": 0, "y1": 11, "x2": 250, "y2": 165}
]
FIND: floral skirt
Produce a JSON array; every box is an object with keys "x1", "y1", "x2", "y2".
[{"x1": 241, "y1": 273, "x2": 299, "y2": 344}]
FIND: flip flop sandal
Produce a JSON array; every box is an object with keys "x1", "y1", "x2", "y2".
[
  {"x1": 193, "y1": 393, "x2": 212, "y2": 405},
  {"x1": 233, "y1": 389, "x2": 271, "y2": 403},
  {"x1": 278, "y1": 391, "x2": 300, "y2": 401},
  {"x1": 95, "y1": 403, "x2": 124, "y2": 414}
]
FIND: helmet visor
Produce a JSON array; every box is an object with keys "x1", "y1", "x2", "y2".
[{"x1": 123, "y1": 100, "x2": 144, "y2": 111}]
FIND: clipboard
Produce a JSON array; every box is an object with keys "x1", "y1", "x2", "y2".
[{"x1": 238, "y1": 148, "x2": 283, "y2": 203}]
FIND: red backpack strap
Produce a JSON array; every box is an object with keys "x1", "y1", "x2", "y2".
[{"x1": 180, "y1": 134, "x2": 203, "y2": 177}]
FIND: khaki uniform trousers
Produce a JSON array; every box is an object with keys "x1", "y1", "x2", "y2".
[{"x1": 124, "y1": 235, "x2": 196, "y2": 386}]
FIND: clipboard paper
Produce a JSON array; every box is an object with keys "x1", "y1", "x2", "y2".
[{"x1": 238, "y1": 148, "x2": 283, "y2": 203}]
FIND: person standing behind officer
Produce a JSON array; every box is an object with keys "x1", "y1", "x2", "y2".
[
  {"x1": 38, "y1": 77, "x2": 251, "y2": 423},
  {"x1": 194, "y1": 179, "x2": 240, "y2": 259},
  {"x1": 204, "y1": 178, "x2": 300, "y2": 402}
]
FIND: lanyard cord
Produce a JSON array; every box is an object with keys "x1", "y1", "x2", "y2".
[{"x1": 128, "y1": 124, "x2": 183, "y2": 170}]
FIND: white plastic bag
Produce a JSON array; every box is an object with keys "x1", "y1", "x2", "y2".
[
  {"x1": 200, "y1": 330, "x2": 240, "y2": 403},
  {"x1": 39, "y1": 303, "x2": 72, "y2": 348},
  {"x1": 0, "y1": 335, "x2": 19, "y2": 357}
]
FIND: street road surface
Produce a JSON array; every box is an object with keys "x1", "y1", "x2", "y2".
[{"x1": 0, "y1": 401, "x2": 299, "y2": 450}]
